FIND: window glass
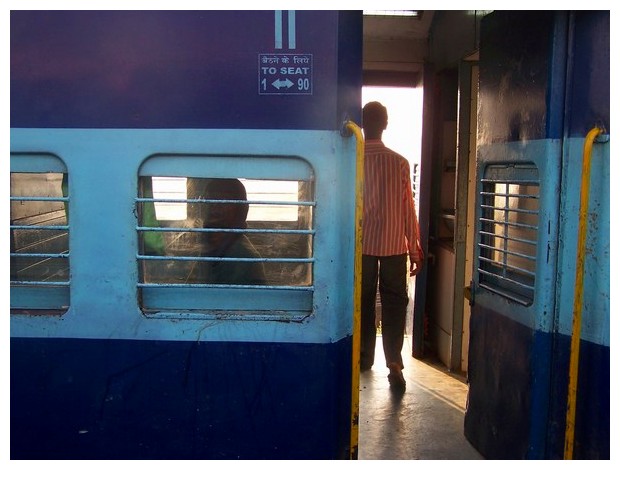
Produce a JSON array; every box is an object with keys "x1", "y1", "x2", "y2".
[
  {"x1": 10, "y1": 171, "x2": 70, "y2": 310},
  {"x1": 137, "y1": 174, "x2": 314, "y2": 314}
]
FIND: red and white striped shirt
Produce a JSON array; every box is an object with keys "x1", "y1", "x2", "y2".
[{"x1": 362, "y1": 140, "x2": 422, "y2": 261}]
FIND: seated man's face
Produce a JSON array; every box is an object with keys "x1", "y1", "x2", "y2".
[
  {"x1": 203, "y1": 203, "x2": 238, "y2": 228},
  {"x1": 202, "y1": 203, "x2": 241, "y2": 254}
]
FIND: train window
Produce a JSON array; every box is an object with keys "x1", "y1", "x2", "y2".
[
  {"x1": 137, "y1": 155, "x2": 315, "y2": 316},
  {"x1": 478, "y1": 163, "x2": 539, "y2": 305},
  {"x1": 10, "y1": 154, "x2": 70, "y2": 311}
]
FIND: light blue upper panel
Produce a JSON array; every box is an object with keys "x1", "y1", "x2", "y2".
[
  {"x1": 475, "y1": 139, "x2": 562, "y2": 335},
  {"x1": 555, "y1": 136, "x2": 610, "y2": 346},
  {"x1": 10, "y1": 128, "x2": 358, "y2": 345}
]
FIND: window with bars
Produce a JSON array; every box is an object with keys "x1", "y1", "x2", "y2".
[
  {"x1": 136, "y1": 157, "x2": 315, "y2": 316},
  {"x1": 10, "y1": 155, "x2": 70, "y2": 311},
  {"x1": 478, "y1": 163, "x2": 539, "y2": 305}
]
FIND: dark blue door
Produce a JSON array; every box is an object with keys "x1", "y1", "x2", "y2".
[{"x1": 465, "y1": 10, "x2": 610, "y2": 460}]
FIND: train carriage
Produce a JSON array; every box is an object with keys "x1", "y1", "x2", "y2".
[
  {"x1": 10, "y1": 10, "x2": 363, "y2": 459},
  {"x1": 10, "y1": 9, "x2": 610, "y2": 461}
]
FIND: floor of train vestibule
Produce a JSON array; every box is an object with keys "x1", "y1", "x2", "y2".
[{"x1": 357, "y1": 335, "x2": 484, "y2": 460}]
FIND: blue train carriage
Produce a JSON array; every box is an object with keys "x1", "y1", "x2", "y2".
[
  {"x1": 10, "y1": 10, "x2": 363, "y2": 459},
  {"x1": 464, "y1": 11, "x2": 610, "y2": 459}
]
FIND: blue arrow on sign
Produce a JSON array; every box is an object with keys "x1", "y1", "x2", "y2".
[{"x1": 272, "y1": 79, "x2": 293, "y2": 89}]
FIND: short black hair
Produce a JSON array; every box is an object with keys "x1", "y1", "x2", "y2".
[
  {"x1": 362, "y1": 101, "x2": 388, "y2": 137},
  {"x1": 204, "y1": 178, "x2": 247, "y2": 201},
  {"x1": 189, "y1": 178, "x2": 249, "y2": 227}
]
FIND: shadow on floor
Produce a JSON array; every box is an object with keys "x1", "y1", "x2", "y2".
[{"x1": 357, "y1": 335, "x2": 484, "y2": 460}]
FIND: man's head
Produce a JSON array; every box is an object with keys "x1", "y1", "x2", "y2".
[
  {"x1": 362, "y1": 101, "x2": 388, "y2": 140},
  {"x1": 198, "y1": 178, "x2": 249, "y2": 254},
  {"x1": 201, "y1": 178, "x2": 248, "y2": 229}
]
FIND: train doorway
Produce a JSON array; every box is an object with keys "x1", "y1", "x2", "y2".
[
  {"x1": 361, "y1": 86, "x2": 424, "y2": 339},
  {"x1": 409, "y1": 54, "x2": 479, "y2": 376},
  {"x1": 357, "y1": 85, "x2": 482, "y2": 460},
  {"x1": 449, "y1": 58, "x2": 479, "y2": 375}
]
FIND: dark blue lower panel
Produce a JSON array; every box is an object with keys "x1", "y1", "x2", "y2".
[
  {"x1": 11, "y1": 336, "x2": 352, "y2": 459},
  {"x1": 465, "y1": 305, "x2": 609, "y2": 459},
  {"x1": 547, "y1": 333, "x2": 610, "y2": 459},
  {"x1": 464, "y1": 306, "x2": 535, "y2": 459}
]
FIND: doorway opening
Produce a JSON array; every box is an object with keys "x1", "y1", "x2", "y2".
[{"x1": 361, "y1": 86, "x2": 424, "y2": 337}]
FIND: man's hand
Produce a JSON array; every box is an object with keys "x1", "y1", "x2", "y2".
[{"x1": 409, "y1": 259, "x2": 422, "y2": 277}]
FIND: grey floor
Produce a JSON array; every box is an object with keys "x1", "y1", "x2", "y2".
[{"x1": 357, "y1": 335, "x2": 484, "y2": 460}]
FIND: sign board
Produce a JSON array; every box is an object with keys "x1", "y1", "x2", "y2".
[{"x1": 258, "y1": 54, "x2": 313, "y2": 95}]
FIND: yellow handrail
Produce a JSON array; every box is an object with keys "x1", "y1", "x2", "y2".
[
  {"x1": 344, "y1": 120, "x2": 364, "y2": 460},
  {"x1": 563, "y1": 126, "x2": 604, "y2": 459}
]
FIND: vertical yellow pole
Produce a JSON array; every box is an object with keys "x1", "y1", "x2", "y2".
[
  {"x1": 345, "y1": 120, "x2": 364, "y2": 460},
  {"x1": 563, "y1": 126, "x2": 603, "y2": 459}
]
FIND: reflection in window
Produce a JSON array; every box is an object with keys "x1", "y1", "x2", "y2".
[
  {"x1": 149, "y1": 178, "x2": 301, "y2": 223},
  {"x1": 151, "y1": 176, "x2": 187, "y2": 221},
  {"x1": 478, "y1": 164, "x2": 539, "y2": 305},
  {"x1": 10, "y1": 172, "x2": 70, "y2": 309},
  {"x1": 137, "y1": 176, "x2": 314, "y2": 294}
]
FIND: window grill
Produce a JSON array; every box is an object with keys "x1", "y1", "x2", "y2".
[
  {"x1": 478, "y1": 164, "x2": 539, "y2": 305},
  {"x1": 10, "y1": 168, "x2": 70, "y2": 310},
  {"x1": 136, "y1": 175, "x2": 315, "y2": 314}
]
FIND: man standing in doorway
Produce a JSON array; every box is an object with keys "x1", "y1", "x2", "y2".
[{"x1": 360, "y1": 101, "x2": 423, "y2": 391}]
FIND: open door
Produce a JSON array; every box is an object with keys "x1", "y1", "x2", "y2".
[
  {"x1": 464, "y1": 11, "x2": 567, "y2": 459},
  {"x1": 450, "y1": 57, "x2": 478, "y2": 374}
]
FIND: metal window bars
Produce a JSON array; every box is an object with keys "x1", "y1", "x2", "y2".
[
  {"x1": 478, "y1": 172, "x2": 539, "y2": 305},
  {"x1": 136, "y1": 186, "x2": 316, "y2": 313},
  {"x1": 10, "y1": 174, "x2": 70, "y2": 310}
]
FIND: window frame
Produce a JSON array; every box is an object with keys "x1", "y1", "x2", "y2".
[
  {"x1": 136, "y1": 154, "x2": 316, "y2": 318},
  {"x1": 10, "y1": 153, "x2": 70, "y2": 311},
  {"x1": 477, "y1": 162, "x2": 540, "y2": 306}
]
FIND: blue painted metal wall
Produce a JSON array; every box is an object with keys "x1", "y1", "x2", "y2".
[
  {"x1": 550, "y1": 11, "x2": 610, "y2": 459},
  {"x1": 465, "y1": 11, "x2": 609, "y2": 459},
  {"x1": 10, "y1": 10, "x2": 362, "y2": 459},
  {"x1": 11, "y1": 10, "x2": 361, "y2": 131}
]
